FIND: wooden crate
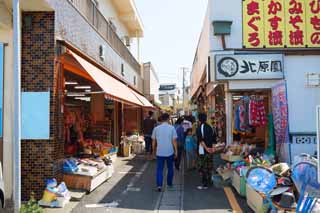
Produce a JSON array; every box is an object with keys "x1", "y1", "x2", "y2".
[
  {"x1": 246, "y1": 184, "x2": 264, "y2": 213},
  {"x1": 63, "y1": 167, "x2": 111, "y2": 192}
]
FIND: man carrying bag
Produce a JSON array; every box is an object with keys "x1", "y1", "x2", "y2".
[{"x1": 196, "y1": 113, "x2": 217, "y2": 190}]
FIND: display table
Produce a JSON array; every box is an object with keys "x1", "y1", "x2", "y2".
[{"x1": 63, "y1": 165, "x2": 113, "y2": 192}]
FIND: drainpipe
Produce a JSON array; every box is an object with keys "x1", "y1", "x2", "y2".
[{"x1": 13, "y1": 0, "x2": 21, "y2": 211}]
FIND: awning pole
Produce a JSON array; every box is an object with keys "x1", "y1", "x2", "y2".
[{"x1": 13, "y1": 0, "x2": 21, "y2": 211}]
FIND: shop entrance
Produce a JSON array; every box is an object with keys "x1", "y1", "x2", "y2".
[
  {"x1": 231, "y1": 90, "x2": 274, "y2": 154},
  {"x1": 63, "y1": 71, "x2": 117, "y2": 157}
]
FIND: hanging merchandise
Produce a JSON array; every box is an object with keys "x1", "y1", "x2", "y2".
[
  {"x1": 234, "y1": 105, "x2": 241, "y2": 131},
  {"x1": 266, "y1": 114, "x2": 275, "y2": 156},
  {"x1": 249, "y1": 96, "x2": 267, "y2": 128},
  {"x1": 234, "y1": 95, "x2": 268, "y2": 133}
]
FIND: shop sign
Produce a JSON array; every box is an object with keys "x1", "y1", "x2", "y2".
[
  {"x1": 243, "y1": 0, "x2": 320, "y2": 48},
  {"x1": 159, "y1": 84, "x2": 176, "y2": 91},
  {"x1": 215, "y1": 54, "x2": 284, "y2": 80}
]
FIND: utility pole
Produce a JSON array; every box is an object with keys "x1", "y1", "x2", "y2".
[
  {"x1": 181, "y1": 67, "x2": 188, "y2": 114},
  {"x1": 13, "y1": 0, "x2": 21, "y2": 211}
]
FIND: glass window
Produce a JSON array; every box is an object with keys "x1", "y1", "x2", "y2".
[{"x1": 0, "y1": 43, "x2": 3, "y2": 137}]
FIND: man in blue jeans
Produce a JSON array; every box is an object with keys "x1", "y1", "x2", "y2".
[{"x1": 152, "y1": 113, "x2": 178, "y2": 192}]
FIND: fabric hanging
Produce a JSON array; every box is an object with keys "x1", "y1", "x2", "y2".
[
  {"x1": 234, "y1": 95, "x2": 268, "y2": 133},
  {"x1": 266, "y1": 113, "x2": 275, "y2": 156}
]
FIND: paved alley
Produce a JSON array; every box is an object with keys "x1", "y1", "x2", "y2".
[{"x1": 46, "y1": 155, "x2": 254, "y2": 213}]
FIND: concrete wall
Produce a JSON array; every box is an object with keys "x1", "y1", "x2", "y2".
[
  {"x1": 96, "y1": 0, "x2": 140, "y2": 59},
  {"x1": 190, "y1": 3, "x2": 211, "y2": 96},
  {"x1": 209, "y1": 0, "x2": 242, "y2": 50},
  {"x1": 285, "y1": 56, "x2": 320, "y2": 133},
  {"x1": 97, "y1": 0, "x2": 129, "y2": 39},
  {"x1": 46, "y1": 0, "x2": 143, "y2": 92},
  {"x1": 159, "y1": 94, "x2": 173, "y2": 107},
  {"x1": 143, "y1": 63, "x2": 159, "y2": 103},
  {"x1": 0, "y1": 16, "x2": 13, "y2": 204}
]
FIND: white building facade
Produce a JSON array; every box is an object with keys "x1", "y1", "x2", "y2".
[
  {"x1": 143, "y1": 62, "x2": 160, "y2": 104},
  {"x1": 191, "y1": 0, "x2": 320, "y2": 163}
]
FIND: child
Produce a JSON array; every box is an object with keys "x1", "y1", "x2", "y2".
[{"x1": 185, "y1": 128, "x2": 197, "y2": 170}]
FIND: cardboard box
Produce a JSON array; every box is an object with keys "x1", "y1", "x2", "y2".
[
  {"x1": 217, "y1": 169, "x2": 233, "y2": 181},
  {"x1": 246, "y1": 184, "x2": 264, "y2": 213},
  {"x1": 220, "y1": 153, "x2": 243, "y2": 162},
  {"x1": 232, "y1": 170, "x2": 246, "y2": 197}
]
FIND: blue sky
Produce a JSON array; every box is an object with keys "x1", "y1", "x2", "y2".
[{"x1": 135, "y1": 0, "x2": 208, "y2": 86}]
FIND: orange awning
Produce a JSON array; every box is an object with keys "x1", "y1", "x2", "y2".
[
  {"x1": 67, "y1": 51, "x2": 143, "y2": 106},
  {"x1": 131, "y1": 90, "x2": 154, "y2": 108}
]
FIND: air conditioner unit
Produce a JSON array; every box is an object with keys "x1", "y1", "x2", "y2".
[{"x1": 99, "y1": 45, "x2": 105, "y2": 61}]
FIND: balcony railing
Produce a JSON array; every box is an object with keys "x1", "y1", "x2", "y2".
[{"x1": 68, "y1": 0, "x2": 141, "y2": 74}]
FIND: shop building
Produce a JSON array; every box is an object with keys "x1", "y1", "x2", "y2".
[
  {"x1": 0, "y1": 0, "x2": 153, "y2": 205},
  {"x1": 190, "y1": 0, "x2": 320, "y2": 163},
  {"x1": 143, "y1": 62, "x2": 160, "y2": 105}
]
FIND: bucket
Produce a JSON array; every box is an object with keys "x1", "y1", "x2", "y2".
[{"x1": 42, "y1": 189, "x2": 57, "y2": 203}]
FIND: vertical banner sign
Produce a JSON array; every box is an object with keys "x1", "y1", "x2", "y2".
[
  {"x1": 317, "y1": 105, "x2": 320, "y2": 183},
  {"x1": 285, "y1": 0, "x2": 307, "y2": 47},
  {"x1": 306, "y1": 0, "x2": 320, "y2": 47},
  {"x1": 264, "y1": 0, "x2": 285, "y2": 48},
  {"x1": 243, "y1": 0, "x2": 265, "y2": 48},
  {"x1": 272, "y1": 81, "x2": 290, "y2": 162}
]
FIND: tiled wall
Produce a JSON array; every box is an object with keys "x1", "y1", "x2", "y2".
[
  {"x1": 21, "y1": 12, "x2": 64, "y2": 200},
  {"x1": 46, "y1": 0, "x2": 143, "y2": 92}
]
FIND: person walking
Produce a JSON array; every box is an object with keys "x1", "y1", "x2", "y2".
[
  {"x1": 174, "y1": 117, "x2": 185, "y2": 171},
  {"x1": 196, "y1": 113, "x2": 217, "y2": 190},
  {"x1": 152, "y1": 113, "x2": 178, "y2": 192},
  {"x1": 185, "y1": 128, "x2": 197, "y2": 170},
  {"x1": 143, "y1": 111, "x2": 157, "y2": 160}
]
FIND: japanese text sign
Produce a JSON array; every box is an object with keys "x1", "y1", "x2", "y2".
[
  {"x1": 243, "y1": 0, "x2": 320, "y2": 48},
  {"x1": 215, "y1": 54, "x2": 284, "y2": 80},
  {"x1": 272, "y1": 81, "x2": 290, "y2": 161}
]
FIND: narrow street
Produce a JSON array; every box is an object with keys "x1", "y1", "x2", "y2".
[{"x1": 62, "y1": 155, "x2": 253, "y2": 213}]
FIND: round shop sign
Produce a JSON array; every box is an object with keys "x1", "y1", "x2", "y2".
[{"x1": 217, "y1": 57, "x2": 239, "y2": 77}]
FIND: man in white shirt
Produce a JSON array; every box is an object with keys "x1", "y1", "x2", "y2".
[{"x1": 152, "y1": 113, "x2": 178, "y2": 192}]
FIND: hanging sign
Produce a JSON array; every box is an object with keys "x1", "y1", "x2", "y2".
[
  {"x1": 243, "y1": 0, "x2": 320, "y2": 48},
  {"x1": 215, "y1": 54, "x2": 284, "y2": 80}
]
